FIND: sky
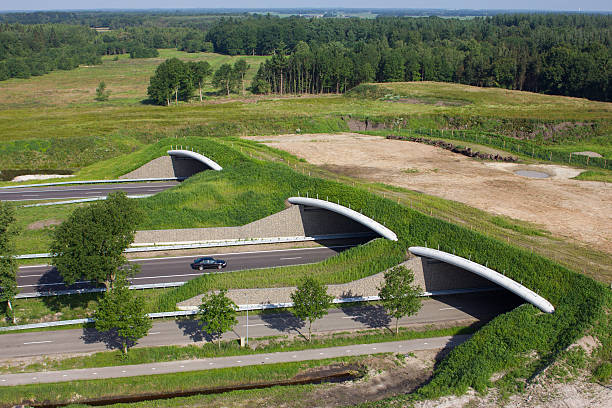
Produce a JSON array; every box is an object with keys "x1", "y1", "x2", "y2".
[{"x1": 1, "y1": 1, "x2": 610, "y2": 12}]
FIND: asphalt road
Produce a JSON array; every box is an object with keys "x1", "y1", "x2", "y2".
[
  {"x1": 17, "y1": 244, "x2": 360, "y2": 295},
  {"x1": 0, "y1": 335, "x2": 469, "y2": 386},
  {"x1": 0, "y1": 292, "x2": 521, "y2": 360},
  {"x1": 0, "y1": 181, "x2": 179, "y2": 202}
]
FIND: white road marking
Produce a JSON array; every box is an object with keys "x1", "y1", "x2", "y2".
[
  {"x1": 341, "y1": 316, "x2": 354, "y2": 319},
  {"x1": 236, "y1": 360, "x2": 242, "y2": 363},
  {"x1": 129, "y1": 245, "x2": 356, "y2": 262},
  {"x1": 18, "y1": 280, "x2": 91, "y2": 288},
  {"x1": 265, "y1": 357, "x2": 269, "y2": 360},
  {"x1": 280, "y1": 257, "x2": 302, "y2": 260},
  {"x1": 149, "y1": 332, "x2": 161, "y2": 335},
  {"x1": 121, "y1": 370, "x2": 126, "y2": 373},
  {"x1": 424, "y1": 342, "x2": 428, "y2": 345},
  {"x1": 180, "y1": 365, "x2": 185, "y2": 368},
  {"x1": 319, "y1": 353, "x2": 324, "y2": 355},
  {"x1": 23, "y1": 340, "x2": 53, "y2": 345},
  {"x1": 372, "y1": 347, "x2": 377, "y2": 350},
  {"x1": 439, "y1": 307, "x2": 460, "y2": 311},
  {"x1": 20, "y1": 274, "x2": 45, "y2": 278},
  {"x1": 63, "y1": 374, "x2": 67, "y2": 377},
  {"x1": 130, "y1": 273, "x2": 203, "y2": 280},
  {"x1": 242, "y1": 323, "x2": 266, "y2": 327}
]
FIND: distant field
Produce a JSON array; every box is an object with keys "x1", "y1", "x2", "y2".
[{"x1": 0, "y1": 49, "x2": 267, "y2": 108}]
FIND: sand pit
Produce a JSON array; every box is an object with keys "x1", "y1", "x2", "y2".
[{"x1": 246, "y1": 133, "x2": 612, "y2": 253}]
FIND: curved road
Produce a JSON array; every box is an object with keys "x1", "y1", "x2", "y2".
[
  {"x1": 17, "y1": 244, "x2": 360, "y2": 296},
  {"x1": 0, "y1": 181, "x2": 179, "y2": 202}
]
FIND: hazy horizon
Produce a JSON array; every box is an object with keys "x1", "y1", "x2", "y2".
[{"x1": 1, "y1": 4, "x2": 610, "y2": 12}]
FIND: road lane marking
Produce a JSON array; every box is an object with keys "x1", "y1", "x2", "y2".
[
  {"x1": 23, "y1": 340, "x2": 53, "y2": 345},
  {"x1": 280, "y1": 257, "x2": 302, "y2": 260},
  {"x1": 439, "y1": 307, "x2": 460, "y2": 311},
  {"x1": 242, "y1": 323, "x2": 266, "y2": 327},
  {"x1": 19, "y1": 274, "x2": 46, "y2": 278},
  {"x1": 121, "y1": 370, "x2": 126, "y2": 373},
  {"x1": 130, "y1": 273, "x2": 203, "y2": 280},
  {"x1": 18, "y1": 280, "x2": 91, "y2": 288},
  {"x1": 341, "y1": 316, "x2": 354, "y2": 319},
  {"x1": 130, "y1": 245, "x2": 357, "y2": 262},
  {"x1": 149, "y1": 332, "x2": 161, "y2": 335}
]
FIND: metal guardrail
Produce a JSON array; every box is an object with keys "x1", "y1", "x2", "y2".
[
  {"x1": 15, "y1": 232, "x2": 374, "y2": 259},
  {"x1": 0, "y1": 288, "x2": 498, "y2": 332},
  {"x1": 0, "y1": 177, "x2": 181, "y2": 190},
  {"x1": 21, "y1": 195, "x2": 153, "y2": 207}
]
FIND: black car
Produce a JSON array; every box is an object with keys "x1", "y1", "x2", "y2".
[{"x1": 191, "y1": 257, "x2": 227, "y2": 271}]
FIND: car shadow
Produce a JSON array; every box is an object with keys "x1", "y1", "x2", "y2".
[{"x1": 175, "y1": 317, "x2": 214, "y2": 343}]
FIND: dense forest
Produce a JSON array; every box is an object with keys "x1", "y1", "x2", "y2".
[
  {"x1": 1, "y1": 12, "x2": 610, "y2": 101},
  {"x1": 209, "y1": 14, "x2": 612, "y2": 101}
]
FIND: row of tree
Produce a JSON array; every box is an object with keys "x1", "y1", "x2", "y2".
[
  {"x1": 0, "y1": 193, "x2": 422, "y2": 354},
  {"x1": 210, "y1": 14, "x2": 612, "y2": 101},
  {"x1": 147, "y1": 58, "x2": 250, "y2": 105}
]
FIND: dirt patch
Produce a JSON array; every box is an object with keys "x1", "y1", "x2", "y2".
[
  {"x1": 27, "y1": 219, "x2": 62, "y2": 230},
  {"x1": 306, "y1": 352, "x2": 436, "y2": 406},
  {"x1": 573, "y1": 151, "x2": 603, "y2": 158},
  {"x1": 246, "y1": 133, "x2": 612, "y2": 254}
]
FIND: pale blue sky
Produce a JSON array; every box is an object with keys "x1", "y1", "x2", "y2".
[{"x1": 1, "y1": 1, "x2": 610, "y2": 12}]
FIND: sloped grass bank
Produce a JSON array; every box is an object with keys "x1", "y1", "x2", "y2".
[{"x1": 152, "y1": 137, "x2": 608, "y2": 400}]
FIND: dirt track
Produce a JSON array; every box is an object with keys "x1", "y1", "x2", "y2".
[{"x1": 247, "y1": 133, "x2": 612, "y2": 254}]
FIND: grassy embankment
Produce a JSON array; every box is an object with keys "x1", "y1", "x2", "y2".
[
  {"x1": 6, "y1": 133, "x2": 611, "y2": 326},
  {"x1": 3, "y1": 138, "x2": 610, "y2": 406},
  {"x1": 0, "y1": 356, "x2": 364, "y2": 407}
]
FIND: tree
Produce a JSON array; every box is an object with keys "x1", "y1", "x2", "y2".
[
  {"x1": 94, "y1": 273, "x2": 152, "y2": 355},
  {"x1": 95, "y1": 81, "x2": 110, "y2": 101},
  {"x1": 378, "y1": 266, "x2": 423, "y2": 335},
  {"x1": 199, "y1": 289, "x2": 238, "y2": 348},
  {"x1": 233, "y1": 59, "x2": 250, "y2": 95},
  {"x1": 50, "y1": 192, "x2": 142, "y2": 290},
  {"x1": 291, "y1": 277, "x2": 333, "y2": 341},
  {"x1": 147, "y1": 58, "x2": 192, "y2": 106},
  {"x1": 0, "y1": 202, "x2": 19, "y2": 325},
  {"x1": 212, "y1": 63, "x2": 238, "y2": 96},
  {"x1": 188, "y1": 61, "x2": 212, "y2": 102}
]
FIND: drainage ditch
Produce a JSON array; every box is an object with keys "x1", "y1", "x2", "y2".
[{"x1": 23, "y1": 365, "x2": 363, "y2": 408}]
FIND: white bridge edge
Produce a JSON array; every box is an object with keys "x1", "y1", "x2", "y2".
[
  {"x1": 409, "y1": 246, "x2": 555, "y2": 313},
  {"x1": 288, "y1": 196, "x2": 398, "y2": 241},
  {"x1": 167, "y1": 150, "x2": 223, "y2": 171}
]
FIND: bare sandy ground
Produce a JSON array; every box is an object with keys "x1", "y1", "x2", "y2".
[{"x1": 246, "y1": 133, "x2": 612, "y2": 253}]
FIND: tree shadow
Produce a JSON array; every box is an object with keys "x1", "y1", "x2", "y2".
[
  {"x1": 337, "y1": 290, "x2": 391, "y2": 330},
  {"x1": 80, "y1": 327, "x2": 125, "y2": 351},
  {"x1": 339, "y1": 304, "x2": 391, "y2": 330},
  {"x1": 33, "y1": 266, "x2": 105, "y2": 312},
  {"x1": 259, "y1": 310, "x2": 305, "y2": 337},
  {"x1": 175, "y1": 317, "x2": 214, "y2": 343}
]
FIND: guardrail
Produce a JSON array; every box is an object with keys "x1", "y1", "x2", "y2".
[
  {"x1": 1, "y1": 288, "x2": 498, "y2": 332},
  {"x1": 0, "y1": 177, "x2": 181, "y2": 190},
  {"x1": 15, "y1": 232, "x2": 375, "y2": 260},
  {"x1": 21, "y1": 194, "x2": 153, "y2": 207}
]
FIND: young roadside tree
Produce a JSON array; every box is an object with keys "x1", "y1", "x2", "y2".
[
  {"x1": 233, "y1": 59, "x2": 250, "y2": 95},
  {"x1": 291, "y1": 277, "x2": 333, "y2": 341},
  {"x1": 378, "y1": 266, "x2": 423, "y2": 335},
  {"x1": 212, "y1": 63, "x2": 238, "y2": 96},
  {"x1": 188, "y1": 61, "x2": 212, "y2": 101},
  {"x1": 50, "y1": 191, "x2": 142, "y2": 290},
  {"x1": 95, "y1": 81, "x2": 110, "y2": 101},
  {"x1": 94, "y1": 273, "x2": 152, "y2": 355},
  {"x1": 199, "y1": 289, "x2": 238, "y2": 348},
  {"x1": 0, "y1": 202, "x2": 19, "y2": 325}
]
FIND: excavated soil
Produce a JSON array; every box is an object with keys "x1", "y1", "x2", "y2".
[{"x1": 246, "y1": 133, "x2": 612, "y2": 253}]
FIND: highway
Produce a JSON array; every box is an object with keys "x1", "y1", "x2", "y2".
[
  {"x1": 17, "y1": 244, "x2": 360, "y2": 295},
  {"x1": 0, "y1": 292, "x2": 521, "y2": 359},
  {"x1": 0, "y1": 181, "x2": 179, "y2": 202}
]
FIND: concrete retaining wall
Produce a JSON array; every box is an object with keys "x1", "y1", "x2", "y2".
[
  {"x1": 120, "y1": 155, "x2": 210, "y2": 180},
  {"x1": 119, "y1": 156, "x2": 176, "y2": 179},
  {"x1": 134, "y1": 205, "x2": 371, "y2": 244}
]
